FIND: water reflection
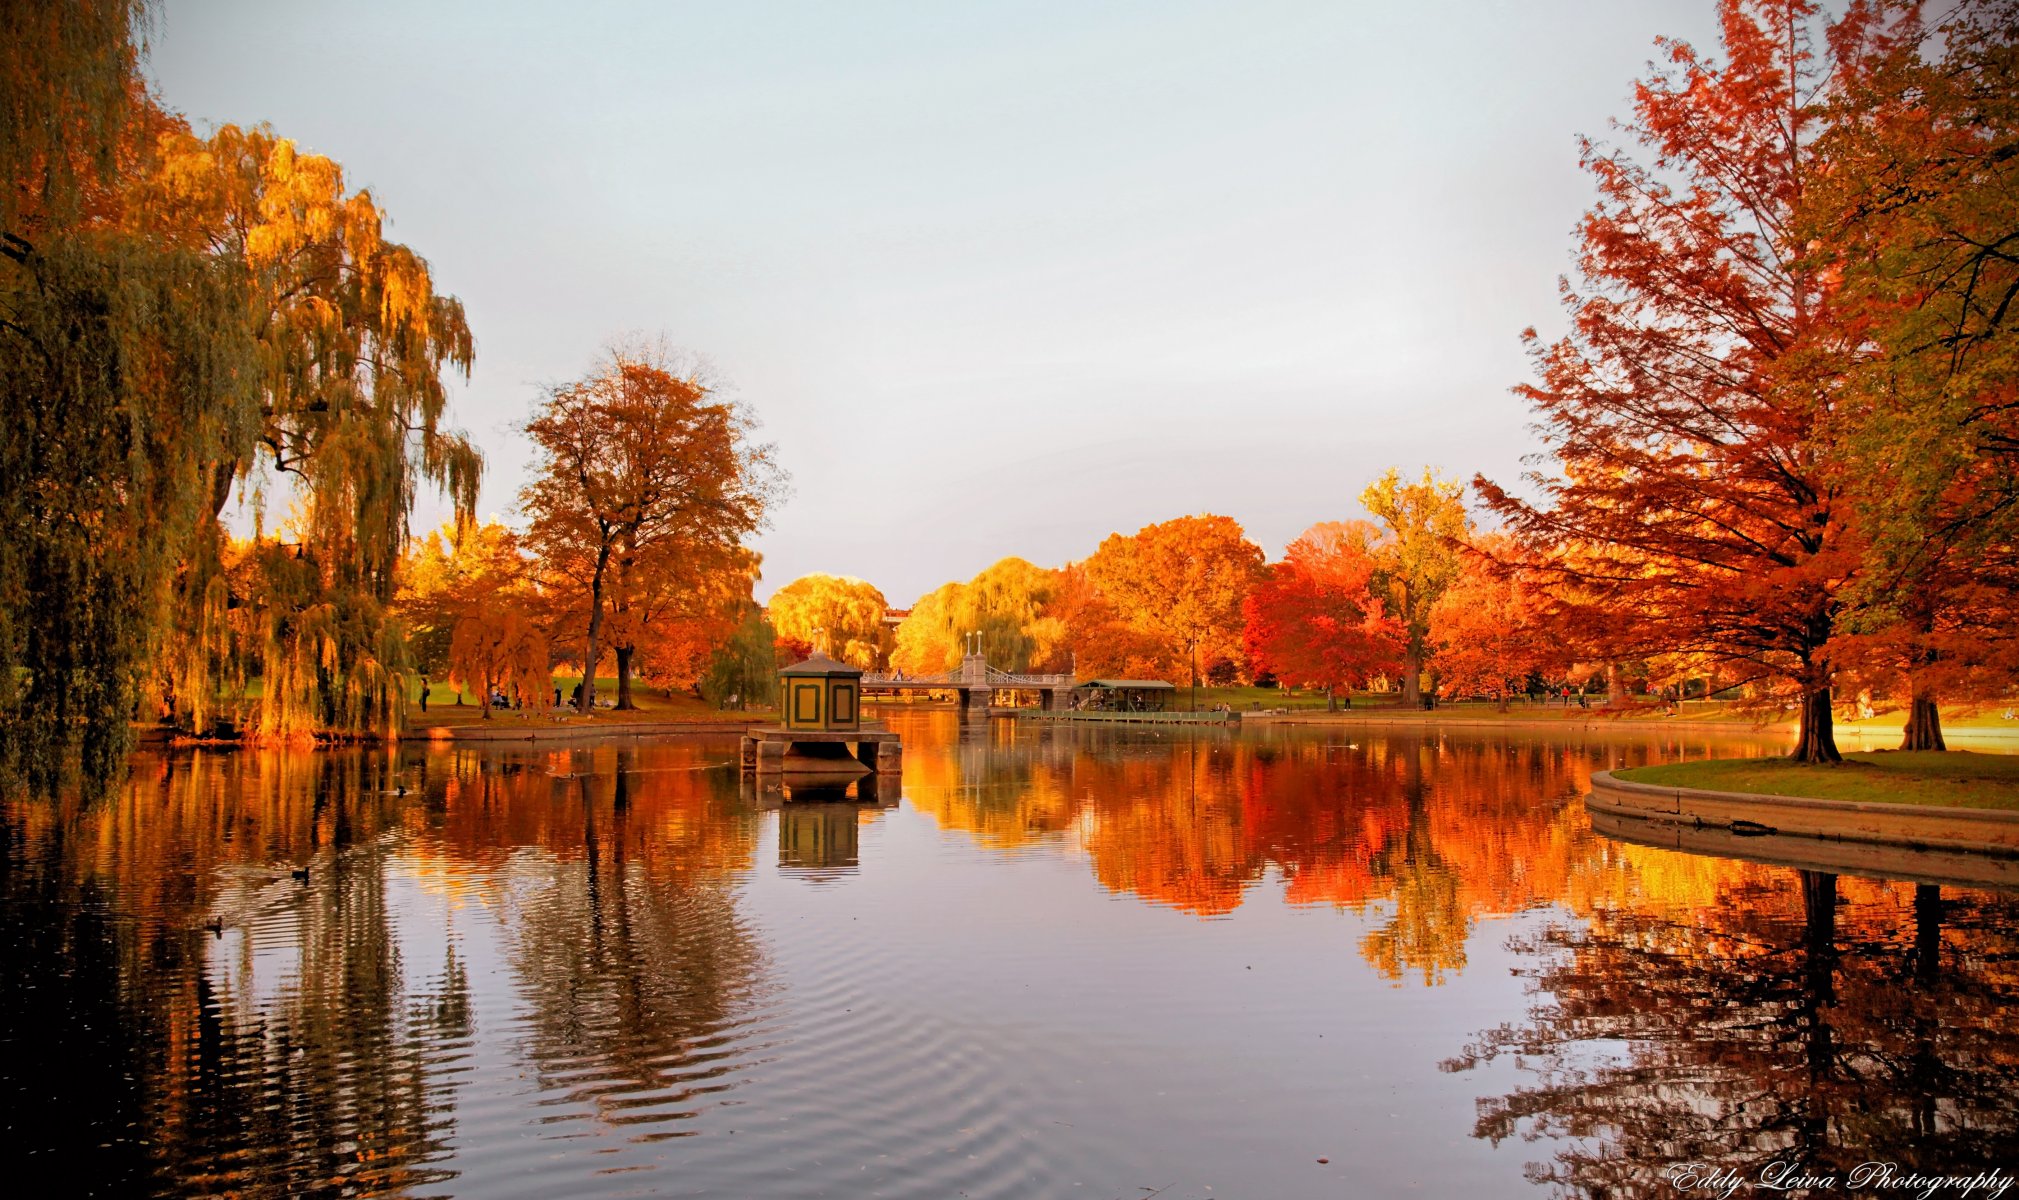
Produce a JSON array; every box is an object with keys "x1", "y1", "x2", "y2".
[
  {"x1": 0, "y1": 741, "x2": 765, "y2": 1195},
  {"x1": 2, "y1": 719, "x2": 2014, "y2": 1198},
  {"x1": 1445, "y1": 867, "x2": 2019, "y2": 1196},
  {"x1": 489, "y1": 744, "x2": 766, "y2": 1140},
  {"x1": 901, "y1": 719, "x2": 1766, "y2": 983}
]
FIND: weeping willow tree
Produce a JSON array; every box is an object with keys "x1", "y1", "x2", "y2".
[
  {"x1": 1, "y1": 1, "x2": 481, "y2": 785},
  {"x1": 1, "y1": 1, "x2": 262, "y2": 785},
  {"x1": 137, "y1": 124, "x2": 481, "y2": 740}
]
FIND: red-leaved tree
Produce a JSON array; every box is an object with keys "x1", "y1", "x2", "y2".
[
  {"x1": 1478, "y1": 0, "x2": 1876, "y2": 762},
  {"x1": 1244, "y1": 522, "x2": 1404, "y2": 707}
]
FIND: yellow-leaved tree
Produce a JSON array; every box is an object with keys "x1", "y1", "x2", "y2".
[
  {"x1": 1362, "y1": 468, "x2": 1469, "y2": 707},
  {"x1": 890, "y1": 557, "x2": 1067, "y2": 674},
  {"x1": 767, "y1": 574, "x2": 888, "y2": 668}
]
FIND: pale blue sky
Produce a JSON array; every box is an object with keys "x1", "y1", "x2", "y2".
[{"x1": 150, "y1": 0, "x2": 1714, "y2": 604}]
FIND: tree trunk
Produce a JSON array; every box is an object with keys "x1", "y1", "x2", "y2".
[
  {"x1": 1791, "y1": 686, "x2": 1842, "y2": 763},
  {"x1": 208, "y1": 458, "x2": 238, "y2": 518},
  {"x1": 1401, "y1": 645, "x2": 1422, "y2": 707},
  {"x1": 478, "y1": 672, "x2": 492, "y2": 720},
  {"x1": 1326, "y1": 685, "x2": 1337, "y2": 713},
  {"x1": 1606, "y1": 663, "x2": 1625, "y2": 707},
  {"x1": 1901, "y1": 690, "x2": 1946, "y2": 752},
  {"x1": 615, "y1": 645, "x2": 636, "y2": 710},
  {"x1": 581, "y1": 545, "x2": 610, "y2": 714}
]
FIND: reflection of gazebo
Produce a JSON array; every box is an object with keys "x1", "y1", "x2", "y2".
[
  {"x1": 777, "y1": 803, "x2": 863, "y2": 880},
  {"x1": 1073, "y1": 679, "x2": 1176, "y2": 712}
]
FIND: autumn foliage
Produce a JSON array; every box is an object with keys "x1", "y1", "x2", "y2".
[
  {"x1": 522, "y1": 344, "x2": 777, "y2": 711},
  {"x1": 1081, "y1": 515, "x2": 1262, "y2": 687},
  {"x1": 1243, "y1": 522, "x2": 1402, "y2": 702},
  {"x1": 1479, "y1": 0, "x2": 1869, "y2": 760}
]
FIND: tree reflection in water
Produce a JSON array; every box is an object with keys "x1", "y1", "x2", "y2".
[
  {"x1": 906, "y1": 723, "x2": 1684, "y2": 981},
  {"x1": 0, "y1": 739, "x2": 769, "y2": 1193},
  {"x1": 1444, "y1": 866, "x2": 2019, "y2": 1196},
  {"x1": 1, "y1": 749, "x2": 468, "y2": 1197},
  {"x1": 483, "y1": 744, "x2": 766, "y2": 1137}
]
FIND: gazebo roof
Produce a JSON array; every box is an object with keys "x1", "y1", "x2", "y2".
[{"x1": 1075, "y1": 678, "x2": 1176, "y2": 690}]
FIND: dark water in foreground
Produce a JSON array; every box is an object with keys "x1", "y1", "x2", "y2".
[{"x1": 3, "y1": 713, "x2": 2016, "y2": 1199}]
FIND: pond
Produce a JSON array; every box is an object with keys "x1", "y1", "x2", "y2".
[{"x1": 5, "y1": 713, "x2": 2016, "y2": 1198}]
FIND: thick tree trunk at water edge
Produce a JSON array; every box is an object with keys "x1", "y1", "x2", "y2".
[
  {"x1": 615, "y1": 646, "x2": 636, "y2": 710},
  {"x1": 1901, "y1": 691, "x2": 1946, "y2": 752},
  {"x1": 1401, "y1": 648, "x2": 1422, "y2": 707},
  {"x1": 581, "y1": 558, "x2": 607, "y2": 714},
  {"x1": 1791, "y1": 687, "x2": 1841, "y2": 763}
]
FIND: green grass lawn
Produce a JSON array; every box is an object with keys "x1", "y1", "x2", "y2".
[{"x1": 1615, "y1": 751, "x2": 2019, "y2": 811}]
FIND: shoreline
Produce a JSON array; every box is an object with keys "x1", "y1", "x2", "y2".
[
  {"x1": 1587, "y1": 770, "x2": 2019, "y2": 858},
  {"x1": 132, "y1": 705, "x2": 2019, "y2": 748},
  {"x1": 1242, "y1": 708, "x2": 2019, "y2": 746}
]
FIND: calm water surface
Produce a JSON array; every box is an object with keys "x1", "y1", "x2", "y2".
[{"x1": 4, "y1": 713, "x2": 2016, "y2": 1198}]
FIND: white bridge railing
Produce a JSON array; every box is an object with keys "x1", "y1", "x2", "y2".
[{"x1": 860, "y1": 655, "x2": 1073, "y2": 689}]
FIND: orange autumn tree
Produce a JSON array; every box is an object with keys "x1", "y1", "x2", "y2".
[
  {"x1": 1428, "y1": 538, "x2": 1553, "y2": 711},
  {"x1": 1243, "y1": 521, "x2": 1403, "y2": 707},
  {"x1": 1083, "y1": 515, "x2": 1264, "y2": 690},
  {"x1": 1047, "y1": 560, "x2": 1168, "y2": 680},
  {"x1": 614, "y1": 543, "x2": 761, "y2": 697},
  {"x1": 522, "y1": 343, "x2": 778, "y2": 713},
  {"x1": 396, "y1": 521, "x2": 531, "y2": 697},
  {"x1": 448, "y1": 609, "x2": 550, "y2": 719},
  {"x1": 1478, "y1": 0, "x2": 1873, "y2": 762}
]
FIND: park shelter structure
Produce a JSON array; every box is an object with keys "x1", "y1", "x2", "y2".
[
  {"x1": 744, "y1": 651, "x2": 900, "y2": 783},
  {"x1": 780, "y1": 651, "x2": 860, "y2": 731},
  {"x1": 1074, "y1": 679, "x2": 1176, "y2": 712}
]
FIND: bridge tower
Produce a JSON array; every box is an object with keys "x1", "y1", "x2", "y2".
[{"x1": 957, "y1": 651, "x2": 991, "y2": 719}]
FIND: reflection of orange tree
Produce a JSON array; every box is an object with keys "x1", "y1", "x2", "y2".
[
  {"x1": 442, "y1": 744, "x2": 767, "y2": 1132},
  {"x1": 905, "y1": 724, "x2": 1789, "y2": 981},
  {"x1": 1241, "y1": 735, "x2": 1599, "y2": 983},
  {"x1": 1, "y1": 749, "x2": 465, "y2": 1195},
  {"x1": 900, "y1": 725, "x2": 1079, "y2": 850},
  {"x1": 1446, "y1": 871, "x2": 2019, "y2": 1194},
  {"x1": 1079, "y1": 738, "x2": 1264, "y2": 916}
]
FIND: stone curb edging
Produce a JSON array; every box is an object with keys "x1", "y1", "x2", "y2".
[
  {"x1": 1588, "y1": 770, "x2": 2019, "y2": 857},
  {"x1": 411, "y1": 719, "x2": 766, "y2": 743},
  {"x1": 1249, "y1": 714, "x2": 2019, "y2": 741}
]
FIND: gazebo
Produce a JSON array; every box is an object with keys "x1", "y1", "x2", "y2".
[{"x1": 1073, "y1": 679, "x2": 1177, "y2": 713}]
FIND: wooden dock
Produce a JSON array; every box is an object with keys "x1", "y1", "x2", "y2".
[{"x1": 1013, "y1": 710, "x2": 1240, "y2": 726}]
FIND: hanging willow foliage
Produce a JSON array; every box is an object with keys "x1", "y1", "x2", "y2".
[
  {"x1": 137, "y1": 124, "x2": 481, "y2": 742},
  {"x1": 1, "y1": 2, "x2": 265, "y2": 785},
  {"x1": 0, "y1": 234, "x2": 261, "y2": 783},
  {"x1": 3, "y1": 1, "x2": 481, "y2": 782}
]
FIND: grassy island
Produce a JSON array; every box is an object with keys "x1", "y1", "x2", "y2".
[{"x1": 1616, "y1": 752, "x2": 2019, "y2": 812}]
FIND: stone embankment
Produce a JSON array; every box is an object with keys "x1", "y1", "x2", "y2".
[{"x1": 1588, "y1": 770, "x2": 2019, "y2": 857}]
